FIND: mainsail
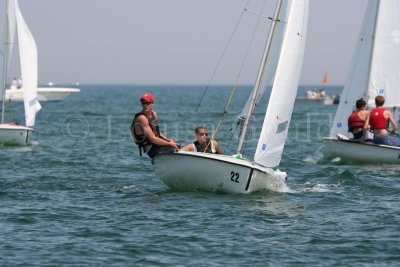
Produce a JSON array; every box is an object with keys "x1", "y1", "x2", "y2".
[
  {"x1": 368, "y1": 0, "x2": 400, "y2": 108},
  {"x1": 11, "y1": 0, "x2": 41, "y2": 127},
  {"x1": 254, "y1": 0, "x2": 308, "y2": 167}
]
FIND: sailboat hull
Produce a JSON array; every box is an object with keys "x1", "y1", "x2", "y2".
[
  {"x1": 0, "y1": 124, "x2": 33, "y2": 146},
  {"x1": 153, "y1": 151, "x2": 287, "y2": 194},
  {"x1": 5, "y1": 88, "x2": 80, "y2": 102},
  {"x1": 322, "y1": 138, "x2": 400, "y2": 164}
]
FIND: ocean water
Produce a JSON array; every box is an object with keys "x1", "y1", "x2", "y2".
[{"x1": 1, "y1": 85, "x2": 399, "y2": 266}]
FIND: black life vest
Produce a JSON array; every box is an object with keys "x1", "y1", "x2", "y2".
[
  {"x1": 131, "y1": 111, "x2": 160, "y2": 156},
  {"x1": 194, "y1": 139, "x2": 215, "y2": 154}
]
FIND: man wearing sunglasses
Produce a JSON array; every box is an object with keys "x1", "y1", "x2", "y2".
[
  {"x1": 131, "y1": 93, "x2": 179, "y2": 158},
  {"x1": 181, "y1": 125, "x2": 223, "y2": 154}
]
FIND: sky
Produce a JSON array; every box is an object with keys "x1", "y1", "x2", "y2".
[{"x1": 2, "y1": 0, "x2": 368, "y2": 86}]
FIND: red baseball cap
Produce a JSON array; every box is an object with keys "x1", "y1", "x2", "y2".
[{"x1": 140, "y1": 93, "x2": 154, "y2": 102}]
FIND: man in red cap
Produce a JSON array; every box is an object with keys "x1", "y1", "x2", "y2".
[{"x1": 130, "y1": 93, "x2": 179, "y2": 158}]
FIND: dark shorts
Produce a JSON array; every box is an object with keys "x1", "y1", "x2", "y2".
[
  {"x1": 146, "y1": 145, "x2": 175, "y2": 158},
  {"x1": 352, "y1": 131, "x2": 363, "y2": 140}
]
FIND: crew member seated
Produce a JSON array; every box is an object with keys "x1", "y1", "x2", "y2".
[
  {"x1": 181, "y1": 125, "x2": 223, "y2": 154},
  {"x1": 364, "y1": 95, "x2": 400, "y2": 146},
  {"x1": 348, "y1": 98, "x2": 369, "y2": 141}
]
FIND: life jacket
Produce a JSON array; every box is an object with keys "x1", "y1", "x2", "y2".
[
  {"x1": 193, "y1": 139, "x2": 216, "y2": 154},
  {"x1": 369, "y1": 107, "x2": 387, "y2": 130},
  {"x1": 131, "y1": 111, "x2": 160, "y2": 156},
  {"x1": 348, "y1": 111, "x2": 365, "y2": 132}
]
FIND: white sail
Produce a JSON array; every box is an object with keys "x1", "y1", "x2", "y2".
[
  {"x1": 329, "y1": 0, "x2": 378, "y2": 137},
  {"x1": 254, "y1": 0, "x2": 308, "y2": 168},
  {"x1": 368, "y1": 0, "x2": 400, "y2": 108},
  {"x1": 238, "y1": 0, "x2": 291, "y2": 120},
  {"x1": 7, "y1": 0, "x2": 17, "y2": 67},
  {"x1": 329, "y1": 0, "x2": 400, "y2": 138},
  {"x1": 13, "y1": 0, "x2": 41, "y2": 127},
  {"x1": 1, "y1": 2, "x2": 10, "y2": 104}
]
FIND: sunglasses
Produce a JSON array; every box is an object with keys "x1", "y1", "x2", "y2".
[
  {"x1": 141, "y1": 101, "x2": 153, "y2": 105},
  {"x1": 198, "y1": 132, "x2": 208, "y2": 136}
]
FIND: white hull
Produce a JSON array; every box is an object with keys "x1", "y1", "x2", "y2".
[
  {"x1": 295, "y1": 96, "x2": 329, "y2": 102},
  {"x1": 5, "y1": 87, "x2": 80, "y2": 102},
  {"x1": 0, "y1": 124, "x2": 33, "y2": 146},
  {"x1": 153, "y1": 151, "x2": 287, "y2": 194},
  {"x1": 322, "y1": 138, "x2": 400, "y2": 164}
]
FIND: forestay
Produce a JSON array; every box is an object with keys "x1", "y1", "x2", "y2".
[
  {"x1": 254, "y1": 0, "x2": 308, "y2": 167},
  {"x1": 238, "y1": 0, "x2": 290, "y2": 120}
]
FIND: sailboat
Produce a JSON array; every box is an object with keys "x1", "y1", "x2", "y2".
[
  {"x1": 323, "y1": 0, "x2": 400, "y2": 164},
  {"x1": 152, "y1": 0, "x2": 309, "y2": 193},
  {"x1": 322, "y1": 71, "x2": 328, "y2": 85},
  {"x1": 0, "y1": 0, "x2": 41, "y2": 146},
  {"x1": 5, "y1": 85, "x2": 80, "y2": 102},
  {"x1": 296, "y1": 72, "x2": 331, "y2": 103}
]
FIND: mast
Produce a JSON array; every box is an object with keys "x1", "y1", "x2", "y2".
[
  {"x1": 1, "y1": 0, "x2": 10, "y2": 124},
  {"x1": 236, "y1": 0, "x2": 284, "y2": 154}
]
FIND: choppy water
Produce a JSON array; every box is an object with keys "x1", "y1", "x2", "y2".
[{"x1": 1, "y1": 85, "x2": 399, "y2": 266}]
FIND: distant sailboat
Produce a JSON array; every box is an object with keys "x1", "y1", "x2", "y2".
[
  {"x1": 151, "y1": 0, "x2": 309, "y2": 193},
  {"x1": 322, "y1": 71, "x2": 328, "y2": 85},
  {"x1": 0, "y1": 0, "x2": 41, "y2": 146},
  {"x1": 323, "y1": 0, "x2": 400, "y2": 163},
  {"x1": 296, "y1": 71, "x2": 332, "y2": 104},
  {"x1": 5, "y1": 86, "x2": 80, "y2": 102}
]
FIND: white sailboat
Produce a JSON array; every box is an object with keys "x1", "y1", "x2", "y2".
[
  {"x1": 323, "y1": 0, "x2": 400, "y2": 164},
  {"x1": 0, "y1": 0, "x2": 41, "y2": 146},
  {"x1": 5, "y1": 80, "x2": 80, "y2": 102},
  {"x1": 5, "y1": 87, "x2": 80, "y2": 102},
  {"x1": 153, "y1": 0, "x2": 309, "y2": 193}
]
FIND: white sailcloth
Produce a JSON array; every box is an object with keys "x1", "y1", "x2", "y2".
[
  {"x1": 238, "y1": 0, "x2": 291, "y2": 120},
  {"x1": 13, "y1": 0, "x2": 41, "y2": 127},
  {"x1": 368, "y1": 0, "x2": 400, "y2": 108},
  {"x1": 7, "y1": 0, "x2": 17, "y2": 68},
  {"x1": 330, "y1": 0, "x2": 400, "y2": 138},
  {"x1": 254, "y1": 0, "x2": 308, "y2": 168}
]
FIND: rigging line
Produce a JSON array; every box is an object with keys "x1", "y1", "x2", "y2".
[
  {"x1": 204, "y1": 0, "x2": 270, "y2": 152},
  {"x1": 232, "y1": 0, "x2": 269, "y2": 154},
  {"x1": 225, "y1": 121, "x2": 240, "y2": 154},
  {"x1": 204, "y1": 74, "x2": 240, "y2": 152},
  {"x1": 195, "y1": 0, "x2": 252, "y2": 112},
  {"x1": 236, "y1": 0, "x2": 269, "y2": 76}
]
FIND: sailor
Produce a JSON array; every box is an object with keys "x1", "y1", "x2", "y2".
[
  {"x1": 364, "y1": 95, "x2": 400, "y2": 146},
  {"x1": 11, "y1": 77, "x2": 18, "y2": 90},
  {"x1": 130, "y1": 93, "x2": 179, "y2": 158},
  {"x1": 348, "y1": 98, "x2": 369, "y2": 140},
  {"x1": 181, "y1": 125, "x2": 223, "y2": 154}
]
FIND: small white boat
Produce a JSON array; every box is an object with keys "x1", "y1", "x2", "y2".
[
  {"x1": 296, "y1": 93, "x2": 331, "y2": 103},
  {"x1": 152, "y1": 0, "x2": 309, "y2": 193},
  {"x1": 323, "y1": 138, "x2": 400, "y2": 164},
  {"x1": 323, "y1": 0, "x2": 400, "y2": 163},
  {"x1": 296, "y1": 73, "x2": 332, "y2": 104},
  {"x1": 5, "y1": 87, "x2": 80, "y2": 102},
  {"x1": 0, "y1": 0, "x2": 41, "y2": 146},
  {"x1": 0, "y1": 124, "x2": 33, "y2": 146}
]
